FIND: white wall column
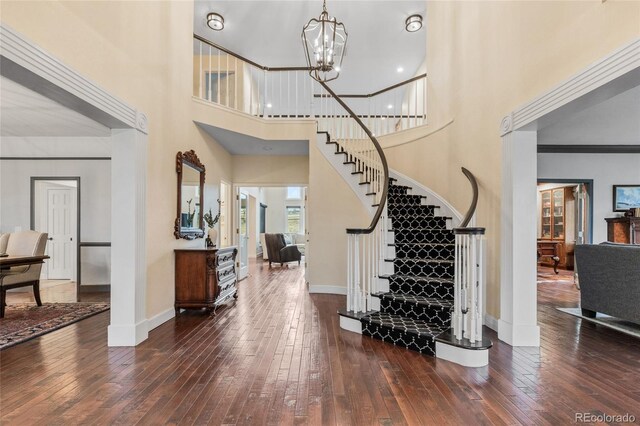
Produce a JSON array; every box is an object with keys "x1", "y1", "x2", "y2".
[
  {"x1": 499, "y1": 128, "x2": 540, "y2": 346},
  {"x1": 108, "y1": 128, "x2": 148, "y2": 346}
]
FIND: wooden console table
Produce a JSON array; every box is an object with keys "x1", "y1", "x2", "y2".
[
  {"x1": 606, "y1": 217, "x2": 640, "y2": 244},
  {"x1": 174, "y1": 247, "x2": 237, "y2": 315}
]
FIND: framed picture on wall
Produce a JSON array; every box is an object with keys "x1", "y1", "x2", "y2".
[{"x1": 613, "y1": 185, "x2": 640, "y2": 212}]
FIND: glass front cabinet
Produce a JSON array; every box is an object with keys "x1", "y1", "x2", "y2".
[{"x1": 540, "y1": 188, "x2": 564, "y2": 240}]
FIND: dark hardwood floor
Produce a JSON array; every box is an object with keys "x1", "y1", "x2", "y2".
[{"x1": 1, "y1": 262, "x2": 639, "y2": 425}]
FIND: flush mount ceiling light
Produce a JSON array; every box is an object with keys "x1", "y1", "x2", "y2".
[
  {"x1": 207, "y1": 13, "x2": 224, "y2": 31},
  {"x1": 405, "y1": 14, "x2": 422, "y2": 32},
  {"x1": 302, "y1": 0, "x2": 348, "y2": 83}
]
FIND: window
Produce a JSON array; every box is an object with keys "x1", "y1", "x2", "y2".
[
  {"x1": 286, "y1": 206, "x2": 302, "y2": 233},
  {"x1": 286, "y1": 186, "x2": 302, "y2": 200}
]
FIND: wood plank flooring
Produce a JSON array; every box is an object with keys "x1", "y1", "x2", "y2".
[{"x1": 1, "y1": 263, "x2": 639, "y2": 425}]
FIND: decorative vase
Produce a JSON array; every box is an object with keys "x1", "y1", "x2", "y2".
[{"x1": 207, "y1": 228, "x2": 218, "y2": 248}]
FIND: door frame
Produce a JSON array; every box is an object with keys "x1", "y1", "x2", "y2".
[
  {"x1": 499, "y1": 37, "x2": 640, "y2": 347},
  {"x1": 236, "y1": 189, "x2": 250, "y2": 280},
  {"x1": 30, "y1": 176, "x2": 81, "y2": 292},
  {"x1": 536, "y1": 179, "x2": 594, "y2": 245}
]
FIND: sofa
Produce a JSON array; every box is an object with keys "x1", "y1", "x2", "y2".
[
  {"x1": 263, "y1": 233, "x2": 302, "y2": 267},
  {"x1": 574, "y1": 243, "x2": 640, "y2": 324}
]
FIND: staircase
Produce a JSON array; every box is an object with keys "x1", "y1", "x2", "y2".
[{"x1": 362, "y1": 179, "x2": 454, "y2": 355}]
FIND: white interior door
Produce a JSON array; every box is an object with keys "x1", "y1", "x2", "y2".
[
  {"x1": 46, "y1": 187, "x2": 76, "y2": 279},
  {"x1": 238, "y1": 191, "x2": 249, "y2": 280}
]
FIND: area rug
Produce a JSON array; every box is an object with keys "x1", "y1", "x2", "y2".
[
  {"x1": 0, "y1": 303, "x2": 110, "y2": 350},
  {"x1": 556, "y1": 307, "x2": 640, "y2": 339}
]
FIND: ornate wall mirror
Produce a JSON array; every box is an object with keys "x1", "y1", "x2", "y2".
[{"x1": 175, "y1": 150, "x2": 205, "y2": 240}]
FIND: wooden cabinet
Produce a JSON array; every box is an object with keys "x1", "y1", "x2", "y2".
[
  {"x1": 541, "y1": 188, "x2": 565, "y2": 240},
  {"x1": 606, "y1": 217, "x2": 640, "y2": 244},
  {"x1": 174, "y1": 246, "x2": 238, "y2": 314}
]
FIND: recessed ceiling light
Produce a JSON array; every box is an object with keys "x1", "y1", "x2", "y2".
[
  {"x1": 397, "y1": 67, "x2": 404, "y2": 73},
  {"x1": 405, "y1": 14, "x2": 422, "y2": 32},
  {"x1": 335, "y1": 66, "x2": 341, "y2": 72},
  {"x1": 387, "y1": 104, "x2": 393, "y2": 109},
  {"x1": 207, "y1": 12, "x2": 224, "y2": 31},
  {"x1": 266, "y1": 103, "x2": 273, "y2": 108}
]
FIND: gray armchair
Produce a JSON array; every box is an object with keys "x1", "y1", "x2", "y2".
[
  {"x1": 264, "y1": 233, "x2": 302, "y2": 267},
  {"x1": 0, "y1": 231, "x2": 48, "y2": 317}
]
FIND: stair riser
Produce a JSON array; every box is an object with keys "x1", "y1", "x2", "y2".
[
  {"x1": 393, "y1": 259, "x2": 454, "y2": 278},
  {"x1": 388, "y1": 205, "x2": 435, "y2": 217},
  {"x1": 391, "y1": 216, "x2": 448, "y2": 230},
  {"x1": 389, "y1": 279, "x2": 454, "y2": 300},
  {"x1": 361, "y1": 322, "x2": 436, "y2": 355},
  {"x1": 393, "y1": 231, "x2": 455, "y2": 244},
  {"x1": 394, "y1": 244, "x2": 455, "y2": 260},
  {"x1": 388, "y1": 195, "x2": 423, "y2": 205},
  {"x1": 380, "y1": 299, "x2": 452, "y2": 327}
]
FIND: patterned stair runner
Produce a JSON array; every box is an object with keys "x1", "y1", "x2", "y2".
[{"x1": 361, "y1": 180, "x2": 455, "y2": 355}]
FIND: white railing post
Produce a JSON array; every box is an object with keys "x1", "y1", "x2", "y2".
[{"x1": 453, "y1": 228, "x2": 485, "y2": 343}]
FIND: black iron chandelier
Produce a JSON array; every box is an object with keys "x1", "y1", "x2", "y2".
[{"x1": 301, "y1": 0, "x2": 347, "y2": 83}]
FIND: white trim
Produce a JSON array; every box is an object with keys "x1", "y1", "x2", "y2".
[
  {"x1": 502, "y1": 37, "x2": 640, "y2": 133},
  {"x1": 308, "y1": 284, "x2": 347, "y2": 295},
  {"x1": 339, "y1": 316, "x2": 362, "y2": 334},
  {"x1": 498, "y1": 37, "x2": 640, "y2": 347},
  {"x1": 0, "y1": 23, "x2": 146, "y2": 134},
  {"x1": 435, "y1": 342, "x2": 489, "y2": 368},
  {"x1": 146, "y1": 307, "x2": 176, "y2": 333},
  {"x1": 107, "y1": 321, "x2": 148, "y2": 347},
  {"x1": 484, "y1": 313, "x2": 499, "y2": 332}
]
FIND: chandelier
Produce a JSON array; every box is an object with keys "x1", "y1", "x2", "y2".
[{"x1": 302, "y1": 0, "x2": 347, "y2": 82}]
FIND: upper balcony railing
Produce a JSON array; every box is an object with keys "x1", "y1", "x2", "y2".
[{"x1": 193, "y1": 34, "x2": 426, "y2": 137}]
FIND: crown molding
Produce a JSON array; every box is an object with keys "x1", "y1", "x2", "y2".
[
  {"x1": 501, "y1": 37, "x2": 640, "y2": 135},
  {"x1": 0, "y1": 23, "x2": 147, "y2": 134}
]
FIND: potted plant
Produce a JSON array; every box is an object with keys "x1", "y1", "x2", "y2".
[{"x1": 204, "y1": 199, "x2": 221, "y2": 248}]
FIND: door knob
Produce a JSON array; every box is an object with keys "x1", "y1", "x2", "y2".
[{"x1": 48, "y1": 237, "x2": 53, "y2": 241}]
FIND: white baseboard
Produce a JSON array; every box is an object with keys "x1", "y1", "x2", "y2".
[
  {"x1": 146, "y1": 307, "x2": 176, "y2": 333},
  {"x1": 498, "y1": 319, "x2": 540, "y2": 347},
  {"x1": 484, "y1": 314, "x2": 499, "y2": 332},
  {"x1": 107, "y1": 320, "x2": 148, "y2": 347},
  {"x1": 308, "y1": 285, "x2": 347, "y2": 295}
]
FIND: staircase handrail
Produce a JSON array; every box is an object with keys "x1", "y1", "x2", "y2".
[
  {"x1": 318, "y1": 81, "x2": 389, "y2": 235},
  {"x1": 459, "y1": 167, "x2": 478, "y2": 228},
  {"x1": 313, "y1": 73, "x2": 427, "y2": 99}
]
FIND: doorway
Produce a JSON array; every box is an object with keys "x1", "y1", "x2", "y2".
[
  {"x1": 536, "y1": 180, "x2": 593, "y2": 299},
  {"x1": 31, "y1": 177, "x2": 80, "y2": 285}
]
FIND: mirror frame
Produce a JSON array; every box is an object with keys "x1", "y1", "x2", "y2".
[{"x1": 175, "y1": 150, "x2": 206, "y2": 240}]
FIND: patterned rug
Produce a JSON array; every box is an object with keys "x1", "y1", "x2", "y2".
[{"x1": 0, "y1": 303, "x2": 110, "y2": 350}]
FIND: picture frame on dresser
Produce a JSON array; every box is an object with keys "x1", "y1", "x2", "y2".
[{"x1": 613, "y1": 185, "x2": 640, "y2": 212}]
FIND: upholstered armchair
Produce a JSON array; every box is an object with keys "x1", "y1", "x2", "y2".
[
  {"x1": 0, "y1": 231, "x2": 48, "y2": 317},
  {"x1": 264, "y1": 233, "x2": 302, "y2": 267}
]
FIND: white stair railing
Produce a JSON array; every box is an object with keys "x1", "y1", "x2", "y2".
[
  {"x1": 453, "y1": 228, "x2": 485, "y2": 342},
  {"x1": 452, "y1": 168, "x2": 486, "y2": 343}
]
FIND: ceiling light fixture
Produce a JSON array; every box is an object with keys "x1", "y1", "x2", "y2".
[
  {"x1": 405, "y1": 14, "x2": 422, "y2": 32},
  {"x1": 302, "y1": 0, "x2": 348, "y2": 83},
  {"x1": 397, "y1": 66, "x2": 404, "y2": 73},
  {"x1": 207, "y1": 13, "x2": 224, "y2": 31}
]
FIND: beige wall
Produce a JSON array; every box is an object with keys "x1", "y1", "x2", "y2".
[
  {"x1": 1, "y1": 1, "x2": 235, "y2": 318},
  {"x1": 232, "y1": 156, "x2": 309, "y2": 185},
  {"x1": 382, "y1": 1, "x2": 640, "y2": 317}
]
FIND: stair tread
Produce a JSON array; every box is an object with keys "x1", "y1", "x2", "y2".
[
  {"x1": 374, "y1": 292, "x2": 453, "y2": 308},
  {"x1": 379, "y1": 274, "x2": 454, "y2": 284},
  {"x1": 385, "y1": 258, "x2": 454, "y2": 264},
  {"x1": 362, "y1": 312, "x2": 446, "y2": 338}
]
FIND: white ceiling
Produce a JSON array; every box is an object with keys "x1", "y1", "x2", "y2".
[
  {"x1": 196, "y1": 121, "x2": 309, "y2": 155},
  {"x1": 193, "y1": 1, "x2": 427, "y2": 94},
  {"x1": 0, "y1": 76, "x2": 111, "y2": 137},
  {"x1": 538, "y1": 84, "x2": 640, "y2": 145}
]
